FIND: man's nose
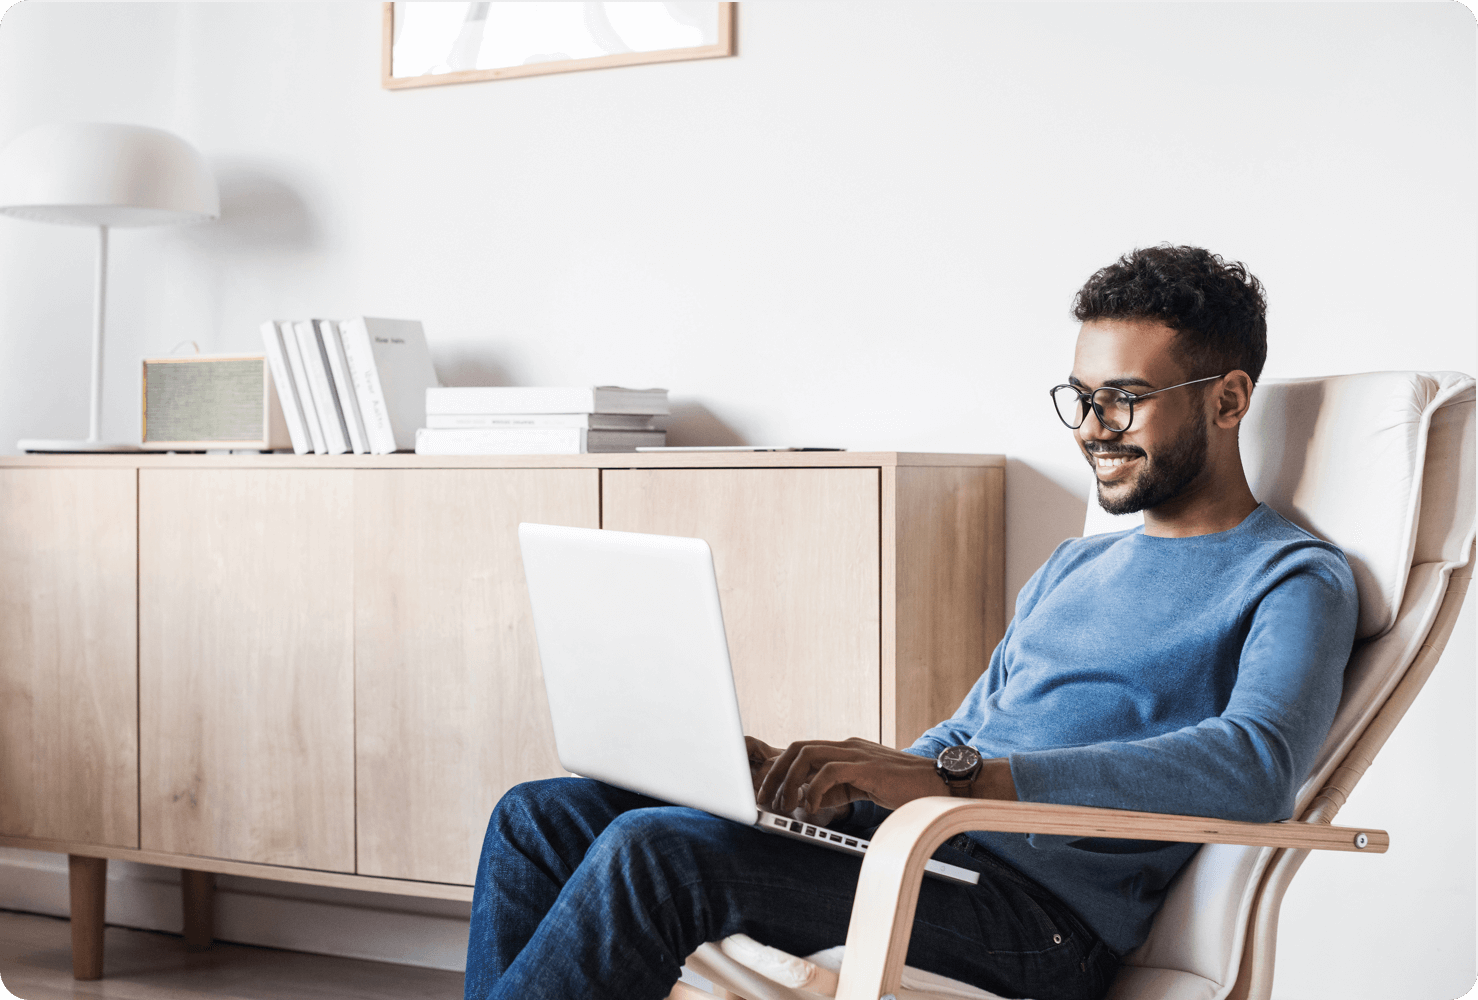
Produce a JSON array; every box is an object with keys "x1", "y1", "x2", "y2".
[{"x1": 1077, "y1": 405, "x2": 1121, "y2": 444}]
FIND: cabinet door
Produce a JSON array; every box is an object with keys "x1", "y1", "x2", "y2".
[
  {"x1": 0, "y1": 468, "x2": 137, "y2": 846},
  {"x1": 354, "y1": 469, "x2": 599, "y2": 884},
  {"x1": 602, "y1": 468, "x2": 881, "y2": 745},
  {"x1": 139, "y1": 470, "x2": 355, "y2": 870}
]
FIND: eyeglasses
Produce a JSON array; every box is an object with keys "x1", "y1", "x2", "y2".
[{"x1": 1049, "y1": 374, "x2": 1226, "y2": 433}]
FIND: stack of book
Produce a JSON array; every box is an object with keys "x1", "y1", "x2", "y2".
[
  {"x1": 415, "y1": 386, "x2": 669, "y2": 454},
  {"x1": 259, "y1": 317, "x2": 440, "y2": 455}
]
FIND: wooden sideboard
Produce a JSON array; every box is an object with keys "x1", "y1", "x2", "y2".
[{"x1": 0, "y1": 451, "x2": 1003, "y2": 976}]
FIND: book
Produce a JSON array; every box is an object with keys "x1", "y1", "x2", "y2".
[
  {"x1": 259, "y1": 321, "x2": 311, "y2": 454},
  {"x1": 425, "y1": 386, "x2": 669, "y2": 416},
  {"x1": 414, "y1": 427, "x2": 667, "y2": 455},
  {"x1": 422, "y1": 412, "x2": 659, "y2": 430},
  {"x1": 278, "y1": 320, "x2": 326, "y2": 454},
  {"x1": 635, "y1": 446, "x2": 846, "y2": 452},
  {"x1": 293, "y1": 320, "x2": 349, "y2": 455},
  {"x1": 319, "y1": 319, "x2": 368, "y2": 455},
  {"x1": 338, "y1": 317, "x2": 440, "y2": 454}
]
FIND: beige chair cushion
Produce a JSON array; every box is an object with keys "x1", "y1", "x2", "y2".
[{"x1": 685, "y1": 939, "x2": 1013, "y2": 1000}]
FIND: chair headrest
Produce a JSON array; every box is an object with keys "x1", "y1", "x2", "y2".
[{"x1": 1083, "y1": 371, "x2": 1476, "y2": 639}]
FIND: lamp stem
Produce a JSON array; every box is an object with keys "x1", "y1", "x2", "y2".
[{"x1": 88, "y1": 225, "x2": 108, "y2": 443}]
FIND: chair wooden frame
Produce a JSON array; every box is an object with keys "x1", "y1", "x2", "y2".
[{"x1": 672, "y1": 545, "x2": 1472, "y2": 1000}]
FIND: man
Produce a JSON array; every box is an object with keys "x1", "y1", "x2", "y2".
[{"x1": 464, "y1": 245, "x2": 1359, "y2": 1000}]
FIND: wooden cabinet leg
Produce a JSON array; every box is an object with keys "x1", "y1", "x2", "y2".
[
  {"x1": 67, "y1": 855, "x2": 107, "y2": 980},
  {"x1": 181, "y1": 869, "x2": 216, "y2": 951}
]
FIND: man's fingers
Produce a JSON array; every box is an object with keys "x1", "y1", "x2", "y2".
[
  {"x1": 758, "y1": 739, "x2": 839, "y2": 806},
  {"x1": 772, "y1": 743, "x2": 859, "y2": 814},
  {"x1": 756, "y1": 742, "x2": 800, "y2": 805},
  {"x1": 802, "y1": 761, "x2": 864, "y2": 814}
]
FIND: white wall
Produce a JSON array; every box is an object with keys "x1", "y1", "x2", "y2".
[{"x1": 0, "y1": 4, "x2": 1472, "y2": 998}]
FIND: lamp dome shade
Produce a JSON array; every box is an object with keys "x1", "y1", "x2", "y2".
[{"x1": 0, "y1": 122, "x2": 219, "y2": 227}]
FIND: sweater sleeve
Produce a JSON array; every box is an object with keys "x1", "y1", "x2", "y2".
[{"x1": 1007, "y1": 557, "x2": 1358, "y2": 822}]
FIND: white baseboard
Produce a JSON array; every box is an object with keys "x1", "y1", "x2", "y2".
[{"x1": 0, "y1": 847, "x2": 471, "y2": 973}]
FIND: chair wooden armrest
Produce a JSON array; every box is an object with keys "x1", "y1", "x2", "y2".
[{"x1": 833, "y1": 797, "x2": 1387, "y2": 1000}]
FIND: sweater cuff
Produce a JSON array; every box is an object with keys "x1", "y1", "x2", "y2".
[{"x1": 1008, "y1": 748, "x2": 1073, "y2": 805}]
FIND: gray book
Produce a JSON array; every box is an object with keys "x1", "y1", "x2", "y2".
[{"x1": 339, "y1": 317, "x2": 440, "y2": 454}]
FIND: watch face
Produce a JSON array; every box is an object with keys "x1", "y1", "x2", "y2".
[{"x1": 939, "y1": 745, "x2": 981, "y2": 775}]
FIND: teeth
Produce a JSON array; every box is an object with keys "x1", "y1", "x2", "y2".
[{"x1": 1094, "y1": 455, "x2": 1136, "y2": 468}]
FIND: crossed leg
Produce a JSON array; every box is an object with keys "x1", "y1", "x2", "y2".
[{"x1": 464, "y1": 778, "x2": 1114, "y2": 1000}]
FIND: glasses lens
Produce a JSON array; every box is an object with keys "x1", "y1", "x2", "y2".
[
  {"x1": 1052, "y1": 386, "x2": 1089, "y2": 427},
  {"x1": 1092, "y1": 388, "x2": 1133, "y2": 431}
]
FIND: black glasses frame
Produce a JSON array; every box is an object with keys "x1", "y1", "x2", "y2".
[{"x1": 1049, "y1": 374, "x2": 1226, "y2": 433}]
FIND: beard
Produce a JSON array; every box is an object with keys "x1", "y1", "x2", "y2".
[{"x1": 1093, "y1": 412, "x2": 1209, "y2": 516}]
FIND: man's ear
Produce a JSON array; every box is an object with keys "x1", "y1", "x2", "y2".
[{"x1": 1213, "y1": 371, "x2": 1254, "y2": 429}]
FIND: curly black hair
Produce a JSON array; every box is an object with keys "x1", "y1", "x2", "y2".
[{"x1": 1071, "y1": 245, "x2": 1268, "y2": 384}]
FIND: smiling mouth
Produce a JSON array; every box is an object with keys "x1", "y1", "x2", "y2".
[{"x1": 1086, "y1": 450, "x2": 1143, "y2": 480}]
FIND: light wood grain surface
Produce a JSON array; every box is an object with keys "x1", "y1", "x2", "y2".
[
  {"x1": 139, "y1": 470, "x2": 356, "y2": 871},
  {"x1": 0, "y1": 469, "x2": 137, "y2": 846},
  {"x1": 353, "y1": 469, "x2": 600, "y2": 885},
  {"x1": 882, "y1": 465, "x2": 1005, "y2": 748},
  {"x1": 0, "y1": 451, "x2": 1005, "y2": 471},
  {"x1": 603, "y1": 468, "x2": 882, "y2": 745},
  {"x1": 0, "y1": 834, "x2": 474, "y2": 901}
]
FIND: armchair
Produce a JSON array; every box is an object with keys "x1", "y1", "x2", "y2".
[{"x1": 675, "y1": 370, "x2": 1476, "y2": 1000}]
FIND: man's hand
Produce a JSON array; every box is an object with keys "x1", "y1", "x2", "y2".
[{"x1": 756, "y1": 737, "x2": 1017, "y2": 820}]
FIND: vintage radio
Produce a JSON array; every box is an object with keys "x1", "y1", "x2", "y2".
[{"x1": 141, "y1": 353, "x2": 291, "y2": 451}]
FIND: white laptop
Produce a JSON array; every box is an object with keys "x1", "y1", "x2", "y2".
[{"x1": 517, "y1": 522, "x2": 978, "y2": 886}]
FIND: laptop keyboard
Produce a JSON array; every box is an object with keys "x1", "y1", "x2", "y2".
[{"x1": 757, "y1": 810, "x2": 979, "y2": 885}]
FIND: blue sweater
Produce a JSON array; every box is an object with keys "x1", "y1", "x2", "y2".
[{"x1": 886, "y1": 504, "x2": 1358, "y2": 955}]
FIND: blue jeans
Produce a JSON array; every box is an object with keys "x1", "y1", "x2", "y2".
[{"x1": 465, "y1": 778, "x2": 1117, "y2": 1000}]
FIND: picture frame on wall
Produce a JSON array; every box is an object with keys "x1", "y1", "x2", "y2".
[{"x1": 381, "y1": 2, "x2": 736, "y2": 90}]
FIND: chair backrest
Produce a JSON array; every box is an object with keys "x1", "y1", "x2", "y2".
[{"x1": 1085, "y1": 371, "x2": 1476, "y2": 1000}]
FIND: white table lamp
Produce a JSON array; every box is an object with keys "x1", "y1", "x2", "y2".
[{"x1": 0, "y1": 122, "x2": 219, "y2": 452}]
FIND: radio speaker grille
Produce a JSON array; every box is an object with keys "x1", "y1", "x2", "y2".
[{"x1": 144, "y1": 358, "x2": 264, "y2": 442}]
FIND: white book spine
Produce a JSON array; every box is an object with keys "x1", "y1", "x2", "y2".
[
  {"x1": 414, "y1": 427, "x2": 586, "y2": 455},
  {"x1": 423, "y1": 413, "x2": 658, "y2": 430},
  {"x1": 425, "y1": 387, "x2": 597, "y2": 415},
  {"x1": 294, "y1": 320, "x2": 348, "y2": 455},
  {"x1": 425, "y1": 386, "x2": 669, "y2": 416},
  {"x1": 338, "y1": 317, "x2": 396, "y2": 454},
  {"x1": 260, "y1": 321, "x2": 311, "y2": 454},
  {"x1": 279, "y1": 320, "x2": 326, "y2": 454},
  {"x1": 321, "y1": 320, "x2": 367, "y2": 455}
]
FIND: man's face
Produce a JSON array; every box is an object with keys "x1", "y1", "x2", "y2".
[{"x1": 1070, "y1": 319, "x2": 1211, "y2": 516}]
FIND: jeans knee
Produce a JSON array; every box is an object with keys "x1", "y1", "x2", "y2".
[
  {"x1": 492, "y1": 776, "x2": 596, "y2": 821},
  {"x1": 589, "y1": 807, "x2": 739, "y2": 877}
]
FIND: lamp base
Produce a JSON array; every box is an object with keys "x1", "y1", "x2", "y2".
[{"x1": 18, "y1": 439, "x2": 143, "y2": 453}]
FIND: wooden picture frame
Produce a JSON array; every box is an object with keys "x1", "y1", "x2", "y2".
[{"x1": 381, "y1": 2, "x2": 735, "y2": 91}]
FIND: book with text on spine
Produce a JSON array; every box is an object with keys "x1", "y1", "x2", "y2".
[
  {"x1": 338, "y1": 317, "x2": 440, "y2": 454},
  {"x1": 319, "y1": 319, "x2": 368, "y2": 455}
]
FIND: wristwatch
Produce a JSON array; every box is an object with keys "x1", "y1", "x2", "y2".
[{"x1": 935, "y1": 745, "x2": 983, "y2": 796}]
